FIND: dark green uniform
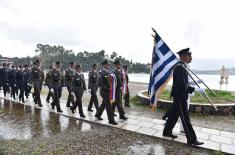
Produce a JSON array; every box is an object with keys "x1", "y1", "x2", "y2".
[
  {"x1": 70, "y1": 72, "x2": 86, "y2": 117},
  {"x1": 112, "y1": 69, "x2": 125, "y2": 117},
  {"x1": 87, "y1": 69, "x2": 99, "y2": 111},
  {"x1": 50, "y1": 68, "x2": 63, "y2": 112},
  {"x1": 45, "y1": 70, "x2": 53, "y2": 103},
  {"x1": 31, "y1": 66, "x2": 44, "y2": 106},
  {"x1": 64, "y1": 68, "x2": 75, "y2": 107},
  {"x1": 95, "y1": 69, "x2": 115, "y2": 123}
]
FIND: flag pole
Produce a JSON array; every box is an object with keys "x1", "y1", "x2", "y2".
[
  {"x1": 185, "y1": 66, "x2": 217, "y2": 96},
  {"x1": 182, "y1": 65, "x2": 218, "y2": 111}
]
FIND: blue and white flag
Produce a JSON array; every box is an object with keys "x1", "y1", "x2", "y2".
[{"x1": 148, "y1": 31, "x2": 179, "y2": 107}]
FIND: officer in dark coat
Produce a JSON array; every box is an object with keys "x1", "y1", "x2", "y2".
[
  {"x1": 50, "y1": 61, "x2": 63, "y2": 112},
  {"x1": 16, "y1": 65, "x2": 25, "y2": 103},
  {"x1": 112, "y1": 59, "x2": 127, "y2": 120},
  {"x1": 31, "y1": 60, "x2": 44, "y2": 107},
  {"x1": 64, "y1": 62, "x2": 75, "y2": 107},
  {"x1": 70, "y1": 64, "x2": 86, "y2": 117},
  {"x1": 9, "y1": 65, "x2": 17, "y2": 99},
  {"x1": 162, "y1": 48, "x2": 204, "y2": 146},
  {"x1": 45, "y1": 66, "x2": 53, "y2": 103},
  {"x1": 1, "y1": 63, "x2": 10, "y2": 97},
  {"x1": 87, "y1": 63, "x2": 99, "y2": 112},
  {"x1": 24, "y1": 64, "x2": 32, "y2": 99},
  {"x1": 95, "y1": 60, "x2": 117, "y2": 125}
]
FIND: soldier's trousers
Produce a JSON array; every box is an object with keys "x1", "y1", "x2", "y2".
[
  {"x1": 18, "y1": 85, "x2": 25, "y2": 102},
  {"x1": 163, "y1": 97, "x2": 197, "y2": 143},
  {"x1": 10, "y1": 84, "x2": 16, "y2": 99},
  {"x1": 112, "y1": 90, "x2": 125, "y2": 116},
  {"x1": 25, "y1": 85, "x2": 32, "y2": 98},
  {"x1": 3, "y1": 83, "x2": 9, "y2": 97},
  {"x1": 96, "y1": 92, "x2": 114, "y2": 122},
  {"x1": 72, "y1": 92, "x2": 84, "y2": 116},
  {"x1": 46, "y1": 86, "x2": 53, "y2": 102},
  {"x1": 66, "y1": 85, "x2": 74, "y2": 107},
  {"x1": 33, "y1": 82, "x2": 42, "y2": 104},
  {"x1": 52, "y1": 87, "x2": 62, "y2": 111},
  {"x1": 88, "y1": 88, "x2": 99, "y2": 110},
  {"x1": 123, "y1": 87, "x2": 130, "y2": 106}
]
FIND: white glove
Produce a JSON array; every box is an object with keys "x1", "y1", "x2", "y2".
[
  {"x1": 27, "y1": 83, "x2": 30, "y2": 86},
  {"x1": 197, "y1": 79, "x2": 204, "y2": 84},
  {"x1": 71, "y1": 92, "x2": 75, "y2": 96},
  {"x1": 14, "y1": 84, "x2": 17, "y2": 87},
  {"x1": 195, "y1": 87, "x2": 205, "y2": 94},
  {"x1": 50, "y1": 88, "x2": 54, "y2": 93}
]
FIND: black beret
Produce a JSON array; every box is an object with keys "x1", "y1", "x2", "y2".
[
  {"x1": 101, "y1": 59, "x2": 109, "y2": 65},
  {"x1": 55, "y1": 61, "x2": 61, "y2": 65},
  {"x1": 177, "y1": 48, "x2": 191, "y2": 55},
  {"x1": 113, "y1": 59, "x2": 121, "y2": 65}
]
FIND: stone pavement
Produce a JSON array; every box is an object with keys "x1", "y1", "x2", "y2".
[{"x1": 0, "y1": 94, "x2": 235, "y2": 154}]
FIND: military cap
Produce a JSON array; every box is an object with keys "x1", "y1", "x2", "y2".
[
  {"x1": 55, "y1": 61, "x2": 61, "y2": 65},
  {"x1": 177, "y1": 48, "x2": 191, "y2": 55},
  {"x1": 24, "y1": 64, "x2": 29, "y2": 67},
  {"x1": 92, "y1": 63, "x2": 97, "y2": 68},
  {"x1": 113, "y1": 59, "x2": 121, "y2": 65},
  {"x1": 76, "y1": 64, "x2": 82, "y2": 69},
  {"x1": 11, "y1": 65, "x2": 15, "y2": 68},
  {"x1": 101, "y1": 59, "x2": 109, "y2": 65},
  {"x1": 69, "y1": 62, "x2": 75, "y2": 65},
  {"x1": 35, "y1": 59, "x2": 40, "y2": 63},
  {"x1": 49, "y1": 65, "x2": 53, "y2": 69},
  {"x1": 19, "y1": 65, "x2": 23, "y2": 68}
]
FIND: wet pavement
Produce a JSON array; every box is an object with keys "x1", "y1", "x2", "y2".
[{"x1": 0, "y1": 98, "x2": 214, "y2": 154}]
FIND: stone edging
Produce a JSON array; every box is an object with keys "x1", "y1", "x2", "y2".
[{"x1": 137, "y1": 90, "x2": 235, "y2": 115}]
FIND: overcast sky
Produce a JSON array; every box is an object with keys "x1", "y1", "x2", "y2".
[{"x1": 0, "y1": 0, "x2": 235, "y2": 70}]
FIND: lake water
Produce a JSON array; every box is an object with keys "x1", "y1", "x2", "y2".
[{"x1": 83, "y1": 73, "x2": 235, "y2": 91}]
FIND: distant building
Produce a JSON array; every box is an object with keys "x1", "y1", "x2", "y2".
[{"x1": 0, "y1": 57, "x2": 13, "y2": 64}]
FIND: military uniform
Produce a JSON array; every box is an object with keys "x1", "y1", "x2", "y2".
[
  {"x1": 31, "y1": 64, "x2": 44, "y2": 106},
  {"x1": 8, "y1": 66, "x2": 17, "y2": 99},
  {"x1": 87, "y1": 69, "x2": 99, "y2": 111},
  {"x1": 1, "y1": 64, "x2": 10, "y2": 97},
  {"x1": 45, "y1": 69, "x2": 53, "y2": 103},
  {"x1": 50, "y1": 68, "x2": 63, "y2": 112},
  {"x1": 64, "y1": 68, "x2": 75, "y2": 107},
  {"x1": 95, "y1": 63, "x2": 116, "y2": 124},
  {"x1": 70, "y1": 71, "x2": 86, "y2": 117},
  {"x1": 122, "y1": 67, "x2": 130, "y2": 107},
  {"x1": 24, "y1": 66, "x2": 32, "y2": 98},
  {"x1": 16, "y1": 67, "x2": 25, "y2": 102},
  {"x1": 163, "y1": 48, "x2": 203, "y2": 146},
  {"x1": 112, "y1": 68, "x2": 126, "y2": 117}
]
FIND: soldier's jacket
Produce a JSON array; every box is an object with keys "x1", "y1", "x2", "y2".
[
  {"x1": 1, "y1": 68, "x2": 9, "y2": 83},
  {"x1": 24, "y1": 70, "x2": 32, "y2": 85},
  {"x1": 72, "y1": 72, "x2": 86, "y2": 94},
  {"x1": 8, "y1": 69, "x2": 17, "y2": 85},
  {"x1": 31, "y1": 66, "x2": 44, "y2": 83},
  {"x1": 50, "y1": 69, "x2": 63, "y2": 89},
  {"x1": 98, "y1": 69, "x2": 111, "y2": 94},
  {"x1": 88, "y1": 70, "x2": 98, "y2": 89},
  {"x1": 45, "y1": 70, "x2": 52, "y2": 87},
  {"x1": 64, "y1": 68, "x2": 74, "y2": 86},
  {"x1": 16, "y1": 70, "x2": 25, "y2": 87},
  {"x1": 170, "y1": 62, "x2": 195, "y2": 100},
  {"x1": 113, "y1": 69, "x2": 123, "y2": 90}
]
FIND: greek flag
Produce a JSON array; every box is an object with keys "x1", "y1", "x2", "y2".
[{"x1": 148, "y1": 31, "x2": 179, "y2": 106}]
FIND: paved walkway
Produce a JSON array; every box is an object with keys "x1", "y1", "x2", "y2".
[{"x1": 0, "y1": 93, "x2": 235, "y2": 154}]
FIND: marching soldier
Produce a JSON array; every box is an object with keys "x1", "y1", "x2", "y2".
[
  {"x1": 95, "y1": 60, "x2": 118, "y2": 125},
  {"x1": 45, "y1": 66, "x2": 53, "y2": 103},
  {"x1": 1, "y1": 63, "x2": 10, "y2": 97},
  {"x1": 9, "y1": 65, "x2": 17, "y2": 100},
  {"x1": 87, "y1": 63, "x2": 99, "y2": 112},
  {"x1": 31, "y1": 60, "x2": 44, "y2": 107},
  {"x1": 162, "y1": 48, "x2": 204, "y2": 146},
  {"x1": 122, "y1": 65, "x2": 130, "y2": 107},
  {"x1": 64, "y1": 62, "x2": 75, "y2": 107},
  {"x1": 70, "y1": 64, "x2": 86, "y2": 117},
  {"x1": 24, "y1": 64, "x2": 32, "y2": 99},
  {"x1": 50, "y1": 61, "x2": 63, "y2": 113},
  {"x1": 112, "y1": 59, "x2": 127, "y2": 120},
  {"x1": 16, "y1": 65, "x2": 25, "y2": 103}
]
